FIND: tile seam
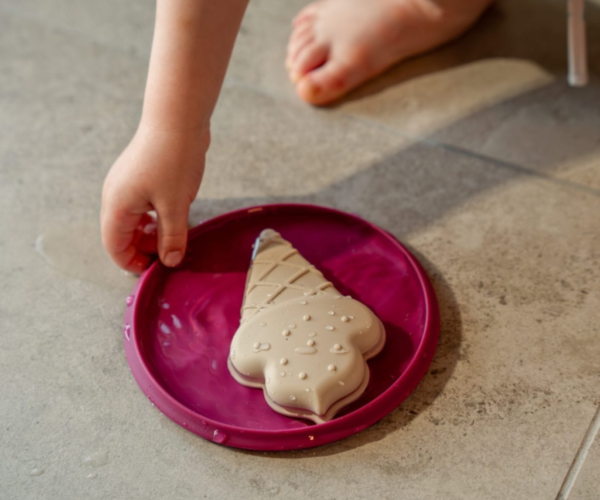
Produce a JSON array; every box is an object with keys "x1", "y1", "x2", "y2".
[
  {"x1": 555, "y1": 402, "x2": 600, "y2": 500},
  {"x1": 225, "y1": 78, "x2": 600, "y2": 199},
  {"x1": 348, "y1": 116, "x2": 600, "y2": 199}
]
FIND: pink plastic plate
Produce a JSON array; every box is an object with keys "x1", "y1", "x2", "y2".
[{"x1": 123, "y1": 204, "x2": 439, "y2": 451}]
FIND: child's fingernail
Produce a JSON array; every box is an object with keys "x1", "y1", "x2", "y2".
[{"x1": 164, "y1": 250, "x2": 183, "y2": 267}]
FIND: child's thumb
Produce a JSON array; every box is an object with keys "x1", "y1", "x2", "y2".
[{"x1": 156, "y1": 202, "x2": 189, "y2": 268}]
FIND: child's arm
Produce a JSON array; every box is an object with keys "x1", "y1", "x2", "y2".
[{"x1": 101, "y1": 0, "x2": 249, "y2": 272}]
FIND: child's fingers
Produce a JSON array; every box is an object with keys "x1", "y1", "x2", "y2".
[
  {"x1": 135, "y1": 212, "x2": 159, "y2": 255},
  {"x1": 155, "y1": 202, "x2": 190, "y2": 267},
  {"x1": 137, "y1": 230, "x2": 158, "y2": 255},
  {"x1": 101, "y1": 206, "x2": 152, "y2": 273}
]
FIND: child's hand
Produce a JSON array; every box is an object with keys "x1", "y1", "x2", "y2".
[{"x1": 101, "y1": 124, "x2": 209, "y2": 273}]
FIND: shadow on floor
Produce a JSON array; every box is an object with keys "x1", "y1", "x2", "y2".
[
  {"x1": 185, "y1": 132, "x2": 514, "y2": 455},
  {"x1": 231, "y1": 253, "x2": 461, "y2": 458},
  {"x1": 184, "y1": 6, "x2": 600, "y2": 445}
]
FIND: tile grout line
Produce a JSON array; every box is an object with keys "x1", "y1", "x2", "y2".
[
  {"x1": 555, "y1": 402, "x2": 600, "y2": 500},
  {"x1": 347, "y1": 115, "x2": 600, "y2": 199},
  {"x1": 225, "y1": 78, "x2": 600, "y2": 199},
  {"x1": 424, "y1": 140, "x2": 600, "y2": 199}
]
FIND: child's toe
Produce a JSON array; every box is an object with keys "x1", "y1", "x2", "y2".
[
  {"x1": 296, "y1": 55, "x2": 371, "y2": 105},
  {"x1": 292, "y1": 3, "x2": 321, "y2": 26},
  {"x1": 287, "y1": 29, "x2": 315, "y2": 63},
  {"x1": 291, "y1": 43, "x2": 328, "y2": 82}
]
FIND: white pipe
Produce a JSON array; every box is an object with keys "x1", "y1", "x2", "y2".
[{"x1": 567, "y1": 0, "x2": 588, "y2": 86}]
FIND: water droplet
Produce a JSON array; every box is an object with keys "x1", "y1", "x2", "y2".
[
  {"x1": 333, "y1": 295, "x2": 342, "y2": 299},
  {"x1": 282, "y1": 329, "x2": 291, "y2": 337},
  {"x1": 87, "y1": 472, "x2": 98, "y2": 479},
  {"x1": 308, "y1": 435, "x2": 314, "y2": 440},
  {"x1": 299, "y1": 300, "x2": 307, "y2": 305},
  {"x1": 304, "y1": 291, "x2": 316, "y2": 296},
  {"x1": 162, "y1": 303, "x2": 170, "y2": 310},
  {"x1": 295, "y1": 347, "x2": 317, "y2": 354},
  {"x1": 142, "y1": 221, "x2": 157, "y2": 235},
  {"x1": 308, "y1": 332, "x2": 316, "y2": 337},
  {"x1": 299, "y1": 372, "x2": 307, "y2": 380},
  {"x1": 280, "y1": 372, "x2": 286, "y2": 377},
  {"x1": 339, "y1": 381, "x2": 345, "y2": 386},
  {"x1": 302, "y1": 315, "x2": 311, "y2": 321},
  {"x1": 290, "y1": 395, "x2": 296, "y2": 401},
  {"x1": 211, "y1": 359, "x2": 218, "y2": 371},
  {"x1": 280, "y1": 358, "x2": 288, "y2": 365},
  {"x1": 123, "y1": 324, "x2": 131, "y2": 341},
  {"x1": 260, "y1": 322, "x2": 267, "y2": 327},
  {"x1": 266, "y1": 377, "x2": 270, "y2": 384},
  {"x1": 171, "y1": 314, "x2": 182, "y2": 329},
  {"x1": 269, "y1": 486, "x2": 280, "y2": 494},
  {"x1": 160, "y1": 322, "x2": 171, "y2": 334},
  {"x1": 83, "y1": 450, "x2": 109, "y2": 468},
  {"x1": 266, "y1": 293, "x2": 272, "y2": 298},
  {"x1": 253, "y1": 342, "x2": 271, "y2": 353},
  {"x1": 288, "y1": 323, "x2": 296, "y2": 329},
  {"x1": 328, "y1": 365, "x2": 337, "y2": 372},
  {"x1": 331, "y1": 344, "x2": 349, "y2": 354},
  {"x1": 348, "y1": 315, "x2": 355, "y2": 320},
  {"x1": 341, "y1": 316, "x2": 350, "y2": 322},
  {"x1": 125, "y1": 295, "x2": 134, "y2": 306},
  {"x1": 162, "y1": 341, "x2": 170, "y2": 347},
  {"x1": 305, "y1": 388, "x2": 310, "y2": 392},
  {"x1": 307, "y1": 339, "x2": 315, "y2": 347},
  {"x1": 212, "y1": 430, "x2": 228, "y2": 444},
  {"x1": 326, "y1": 326, "x2": 335, "y2": 331},
  {"x1": 327, "y1": 311, "x2": 335, "y2": 316},
  {"x1": 30, "y1": 467, "x2": 44, "y2": 477},
  {"x1": 230, "y1": 349, "x2": 235, "y2": 360}
]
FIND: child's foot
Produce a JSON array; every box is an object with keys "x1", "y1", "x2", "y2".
[{"x1": 286, "y1": 0, "x2": 494, "y2": 105}]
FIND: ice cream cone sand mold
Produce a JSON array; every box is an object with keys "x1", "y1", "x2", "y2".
[{"x1": 228, "y1": 229, "x2": 386, "y2": 424}]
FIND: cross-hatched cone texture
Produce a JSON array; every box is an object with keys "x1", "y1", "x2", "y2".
[
  {"x1": 240, "y1": 229, "x2": 335, "y2": 322},
  {"x1": 228, "y1": 229, "x2": 386, "y2": 424}
]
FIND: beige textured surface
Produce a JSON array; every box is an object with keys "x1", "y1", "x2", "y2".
[
  {"x1": 1, "y1": 0, "x2": 599, "y2": 499},
  {"x1": 229, "y1": 230, "x2": 385, "y2": 421}
]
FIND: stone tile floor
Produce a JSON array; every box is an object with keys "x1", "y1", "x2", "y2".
[{"x1": 0, "y1": 0, "x2": 598, "y2": 499}]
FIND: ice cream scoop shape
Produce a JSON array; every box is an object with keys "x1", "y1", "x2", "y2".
[{"x1": 228, "y1": 229, "x2": 386, "y2": 423}]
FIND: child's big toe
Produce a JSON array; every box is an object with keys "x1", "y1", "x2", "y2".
[
  {"x1": 291, "y1": 43, "x2": 328, "y2": 83},
  {"x1": 295, "y1": 60, "x2": 355, "y2": 105}
]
